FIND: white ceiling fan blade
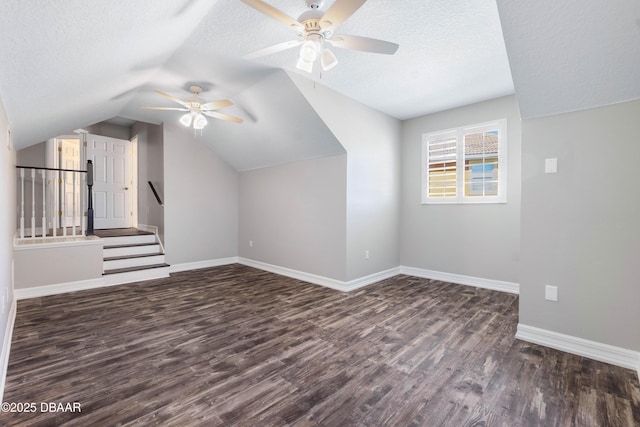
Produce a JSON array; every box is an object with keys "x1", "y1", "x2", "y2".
[
  {"x1": 202, "y1": 110, "x2": 244, "y2": 124},
  {"x1": 141, "y1": 106, "x2": 189, "y2": 111},
  {"x1": 154, "y1": 90, "x2": 190, "y2": 107},
  {"x1": 244, "y1": 40, "x2": 303, "y2": 60},
  {"x1": 320, "y1": 0, "x2": 367, "y2": 30},
  {"x1": 201, "y1": 99, "x2": 233, "y2": 111},
  {"x1": 240, "y1": 0, "x2": 303, "y2": 31},
  {"x1": 328, "y1": 35, "x2": 399, "y2": 55}
]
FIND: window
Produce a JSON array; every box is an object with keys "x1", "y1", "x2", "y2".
[{"x1": 422, "y1": 119, "x2": 506, "y2": 204}]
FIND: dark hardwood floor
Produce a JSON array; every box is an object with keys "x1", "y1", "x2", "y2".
[
  {"x1": 94, "y1": 228, "x2": 154, "y2": 238},
  {"x1": 2, "y1": 265, "x2": 639, "y2": 426}
]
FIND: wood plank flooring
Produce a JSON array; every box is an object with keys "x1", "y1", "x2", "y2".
[
  {"x1": 94, "y1": 228, "x2": 154, "y2": 238},
  {"x1": 2, "y1": 264, "x2": 639, "y2": 426}
]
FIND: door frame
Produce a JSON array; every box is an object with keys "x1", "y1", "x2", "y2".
[
  {"x1": 81, "y1": 131, "x2": 138, "y2": 231},
  {"x1": 47, "y1": 130, "x2": 139, "y2": 231},
  {"x1": 47, "y1": 134, "x2": 82, "y2": 230},
  {"x1": 130, "y1": 135, "x2": 138, "y2": 229}
]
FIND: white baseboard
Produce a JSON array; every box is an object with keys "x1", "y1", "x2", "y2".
[
  {"x1": 517, "y1": 324, "x2": 640, "y2": 379},
  {"x1": 169, "y1": 257, "x2": 238, "y2": 273},
  {"x1": 343, "y1": 267, "x2": 401, "y2": 291},
  {"x1": 0, "y1": 297, "x2": 17, "y2": 403},
  {"x1": 13, "y1": 258, "x2": 235, "y2": 300},
  {"x1": 399, "y1": 265, "x2": 519, "y2": 294},
  {"x1": 238, "y1": 258, "x2": 348, "y2": 291},
  {"x1": 15, "y1": 266, "x2": 175, "y2": 299},
  {"x1": 15, "y1": 278, "x2": 106, "y2": 300},
  {"x1": 238, "y1": 257, "x2": 399, "y2": 292},
  {"x1": 136, "y1": 224, "x2": 157, "y2": 234}
]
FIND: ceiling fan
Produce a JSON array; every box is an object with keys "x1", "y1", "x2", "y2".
[
  {"x1": 241, "y1": 0, "x2": 399, "y2": 73},
  {"x1": 141, "y1": 85, "x2": 243, "y2": 130}
]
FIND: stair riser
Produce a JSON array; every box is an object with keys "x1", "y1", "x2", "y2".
[
  {"x1": 103, "y1": 266, "x2": 170, "y2": 286},
  {"x1": 104, "y1": 255, "x2": 166, "y2": 270},
  {"x1": 101, "y1": 235, "x2": 156, "y2": 246},
  {"x1": 104, "y1": 244, "x2": 161, "y2": 258}
]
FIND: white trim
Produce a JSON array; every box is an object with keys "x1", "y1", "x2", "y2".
[
  {"x1": 238, "y1": 257, "x2": 399, "y2": 292},
  {"x1": 169, "y1": 257, "x2": 238, "y2": 273},
  {"x1": 130, "y1": 136, "x2": 138, "y2": 228},
  {"x1": 15, "y1": 278, "x2": 105, "y2": 300},
  {"x1": 399, "y1": 265, "x2": 519, "y2": 294},
  {"x1": 138, "y1": 224, "x2": 165, "y2": 255},
  {"x1": 517, "y1": 324, "x2": 640, "y2": 380},
  {"x1": 14, "y1": 266, "x2": 174, "y2": 300},
  {"x1": 136, "y1": 224, "x2": 157, "y2": 234},
  {"x1": 343, "y1": 267, "x2": 401, "y2": 291},
  {"x1": 103, "y1": 267, "x2": 170, "y2": 286},
  {"x1": 14, "y1": 235, "x2": 102, "y2": 251},
  {"x1": 422, "y1": 118, "x2": 507, "y2": 205},
  {"x1": 0, "y1": 297, "x2": 17, "y2": 403}
]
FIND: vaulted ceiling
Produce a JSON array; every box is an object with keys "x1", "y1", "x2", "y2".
[{"x1": 0, "y1": 0, "x2": 638, "y2": 169}]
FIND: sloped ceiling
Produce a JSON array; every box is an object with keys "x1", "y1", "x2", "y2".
[
  {"x1": 187, "y1": 70, "x2": 345, "y2": 172},
  {"x1": 3, "y1": 1, "x2": 636, "y2": 167},
  {"x1": 496, "y1": 0, "x2": 640, "y2": 119},
  {"x1": 0, "y1": 0, "x2": 514, "y2": 163}
]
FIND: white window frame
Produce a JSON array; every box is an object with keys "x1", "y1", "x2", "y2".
[{"x1": 421, "y1": 119, "x2": 507, "y2": 204}]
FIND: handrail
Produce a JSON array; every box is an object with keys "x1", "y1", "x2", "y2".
[
  {"x1": 15, "y1": 161, "x2": 94, "y2": 239},
  {"x1": 148, "y1": 181, "x2": 164, "y2": 207},
  {"x1": 16, "y1": 165, "x2": 87, "y2": 173}
]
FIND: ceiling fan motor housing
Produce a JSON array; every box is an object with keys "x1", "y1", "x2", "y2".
[
  {"x1": 305, "y1": 0, "x2": 324, "y2": 9},
  {"x1": 298, "y1": 8, "x2": 332, "y2": 40}
]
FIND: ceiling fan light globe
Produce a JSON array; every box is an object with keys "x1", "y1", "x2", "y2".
[
  {"x1": 296, "y1": 56, "x2": 314, "y2": 73},
  {"x1": 193, "y1": 113, "x2": 208, "y2": 130},
  {"x1": 179, "y1": 113, "x2": 193, "y2": 127},
  {"x1": 321, "y1": 48, "x2": 338, "y2": 70},
  {"x1": 299, "y1": 40, "x2": 319, "y2": 62}
]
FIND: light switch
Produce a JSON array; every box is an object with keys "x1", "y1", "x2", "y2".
[{"x1": 545, "y1": 158, "x2": 558, "y2": 174}]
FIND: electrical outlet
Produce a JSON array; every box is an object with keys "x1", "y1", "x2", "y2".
[
  {"x1": 545, "y1": 285, "x2": 558, "y2": 302},
  {"x1": 545, "y1": 158, "x2": 558, "y2": 174},
  {"x1": 364, "y1": 250, "x2": 369, "y2": 260},
  {"x1": 249, "y1": 240, "x2": 253, "y2": 248}
]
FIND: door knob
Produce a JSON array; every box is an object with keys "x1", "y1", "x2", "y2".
[{"x1": 124, "y1": 187, "x2": 129, "y2": 190}]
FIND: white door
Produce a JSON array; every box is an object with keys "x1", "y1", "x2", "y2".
[
  {"x1": 60, "y1": 138, "x2": 81, "y2": 228},
  {"x1": 86, "y1": 134, "x2": 131, "y2": 229}
]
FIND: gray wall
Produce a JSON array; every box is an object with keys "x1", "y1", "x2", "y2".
[
  {"x1": 400, "y1": 96, "x2": 521, "y2": 283},
  {"x1": 132, "y1": 122, "x2": 164, "y2": 241},
  {"x1": 290, "y1": 74, "x2": 402, "y2": 281},
  {"x1": 86, "y1": 121, "x2": 131, "y2": 141},
  {"x1": 14, "y1": 243, "x2": 102, "y2": 289},
  {"x1": 16, "y1": 141, "x2": 46, "y2": 167},
  {"x1": 239, "y1": 154, "x2": 347, "y2": 280},
  {"x1": 163, "y1": 122, "x2": 238, "y2": 266},
  {"x1": 0, "y1": 94, "x2": 16, "y2": 400},
  {"x1": 519, "y1": 99, "x2": 640, "y2": 351}
]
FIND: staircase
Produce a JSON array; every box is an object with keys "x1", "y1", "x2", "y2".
[{"x1": 95, "y1": 228, "x2": 170, "y2": 285}]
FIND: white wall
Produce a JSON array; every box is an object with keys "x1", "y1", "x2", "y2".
[
  {"x1": 400, "y1": 96, "x2": 521, "y2": 283},
  {"x1": 0, "y1": 93, "x2": 16, "y2": 401},
  {"x1": 519, "y1": 99, "x2": 640, "y2": 351},
  {"x1": 163, "y1": 122, "x2": 238, "y2": 266},
  {"x1": 239, "y1": 154, "x2": 347, "y2": 280},
  {"x1": 290, "y1": 73, "x2": 402, "y2": 281},
  {"x1": 132, "y1": 122, "x2": 164, "y2": 241}
]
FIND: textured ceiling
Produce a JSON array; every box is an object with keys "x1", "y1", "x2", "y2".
[
  {"x1": 496, "y1": 0, "x2": 640, "y2": 119},
  {"x1": 0, "y1": 0, "x2": 637, "y2": 166},
  {"x1": 0, "y1": 0, "x2": 513, "y2": 157}
]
